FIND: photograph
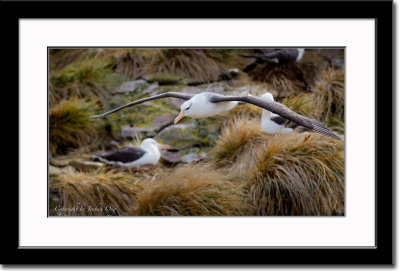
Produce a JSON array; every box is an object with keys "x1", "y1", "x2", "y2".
[{"x1": 48, "y1": 48, "x2": 345, "y2": 217}]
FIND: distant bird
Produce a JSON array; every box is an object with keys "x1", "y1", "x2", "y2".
[
  {"x1": 260, "y1": 92, "x2": 299, "y2": 135},
  {"x1": 244, "y1": 48, "x2": 305, "y2": 64},
  {"x1": 93, "y1": 138, "x2": 170, "y2": 166},
  {"x1": 91, "y1": 92, "x2": 341, "y2": 140},
  {"x1": 243, "y1": 49, "x2": 305, "y2": 73}
]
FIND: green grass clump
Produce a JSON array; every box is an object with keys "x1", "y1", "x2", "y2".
[
  {"x1": 49, "y1": 49, "x2": 89, "y2": 71},
  {"x1": 49, "y1": 98, "x2": 103, "y2": 155},
  {"x1": 134, "y1": 166, "x2": 248, "y2": 216},
  {"x1": 49, "y1": 169, "x2": 140, "y2": 216},
  {"x1": 49, "y1": 58, "x2": 125, "y2": 106}
]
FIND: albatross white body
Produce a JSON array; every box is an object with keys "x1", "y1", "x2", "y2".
[
  {"x1": 260, "y1": 93, "x2": 293, "y2": 134},
  {"x1": 95, "y1": 138, "x2": 169, "y2": 167},
  {"x1": 181, "y1": 92, "x2": 239, "y2": 118},
  {"x1": 118, "y1": 140, "x2": 161, "y2": 167}
]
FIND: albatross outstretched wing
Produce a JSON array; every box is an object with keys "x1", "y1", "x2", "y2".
[
  {"x1": 91, "y1": 92, "x2": 195, "y2": 118},
  {"x1": 209, "y1": 94, "x2": 342, "y2": 140}
]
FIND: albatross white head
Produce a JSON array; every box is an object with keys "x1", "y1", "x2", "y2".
[
  {"x1": 260, "y1": 92, "x2": 276, "y2": 120},
  {"x1": 174, "y1": 100, "x2": 196, "y2": 124},
  {"x1": 140, "y1": 138, "x2": 170, "y2": 151},
  {"x1": 260, "y1": 92, "x2": 274, "y2": 102}
]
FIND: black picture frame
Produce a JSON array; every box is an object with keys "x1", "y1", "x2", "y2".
[{"x1": 4, "y1": 0, "x2": 393, "y2": 265}]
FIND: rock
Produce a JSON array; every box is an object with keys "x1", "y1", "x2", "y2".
[
  {"x1": 144, "y1": 73, "x2": 182, "y2": 85},
  {"x1": 49, "y1": 165, "x2": 63, "y2": 175},
  {"x1": 120, "y1": 115, "x2": 174, "y2": 138},
  {"x1": 108, "y1": 92, "x2": 178, "y2": 138},
  {"x1": 113, "y1": 80, "x2": 148, "y2": 94},
  {"x1": 49, "y1": 159, "x2": 69, "y2": 167},
  {"x1": 142, "y1": 82, "x2": 160, "y2": 95},
  {"x1": 109, "y1": 140, "x2": 120, "y2": 147},
  {"x1": 161, "y1": 147, "x2": 208, "y2": 164},
  {"x1": 68, "y1": 160, "x2": 104, "y2": 171},
  {"x1": 49, "y1": 165, "x2": 75, "y2": 176},
  {"x1": 154, "y1": 123, "x2": 201, "y2": 150},
  {"x1": 160, "y1": 151, "x2": 181, "y2": 164},
  {"x1": 181, "y1": 152, "x2": 200, "y2": 163},
  {"x1": 121, "y1": 126, "x2": 150, "y2": 138}
]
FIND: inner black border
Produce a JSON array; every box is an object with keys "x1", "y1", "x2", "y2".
[{"x1": 5, "y1": 0, "x2": 393, "y2": 265}]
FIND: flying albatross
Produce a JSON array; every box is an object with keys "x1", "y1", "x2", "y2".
[
  {"x1": 91, "y1": 92, "x2": 341, "y2": 140},
  {"x1": 93, "y1": 138, "x2": 170, "y2": 166}
]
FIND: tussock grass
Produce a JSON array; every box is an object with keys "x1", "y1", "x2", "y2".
[
  {"x1": 148, "y1": 49, "x2": 230, "y2": 83},
  {"x1": 134, "y1": 166, "x2": 248, "y2": 216},
  {"x1": 246, "y1": 62, "x2": 310, "y2": 96},
  {"x1": 50, "y1": 49, "x2": 237, "y2": 83},
  {"x1": 226, "y1": 103, "x2": 262, "y2": 121},
  {"x1": 49, "y1": 98, "x2": 104, "y2": 155},
  {"x1": 312, "y1": 67, "x2": 345, "y2": 122},
  {"x1": 48, "y1": 49, "x2": 345, "y2": 217},
  {"x1": 87, "y1": 48, "x2": 155, "y2": 80},
  {"x1": 49, "y1": 49, "x2": 89, "y2": 71},
  {"x1": 281, "y1": 93, "x2": 319, "y2": 119},
  {"x1": 247, "y1": 133, "x2": 344, "y2": 216},
  {"x1": 210, "y1": 118, "x2": 344, "y2": 216},
  {"x1": 49, "y1": 59, "x2": 125, "y2": 106},
  {"x1": 211, "y1": 118, "x2": 265, "y2": 164},
  {"x1": 244, "y1": 50, "x2": 330, "y2": 97},
  {"x1": 49, "y1": 169, "x2": 140, "y2": 216}
]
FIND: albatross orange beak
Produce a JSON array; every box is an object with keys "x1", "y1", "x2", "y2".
[
  {"x1": 158, "y1": 143, "x2": 170, "y2": 150},
  {"x1": 174, "y1": 110, "x2": 185, "y2": 124}
]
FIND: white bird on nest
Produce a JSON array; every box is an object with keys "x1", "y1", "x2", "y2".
[
  {"x1": 259, "y1": 92, "x2": 298, "y2": 135},
  {"x1": 93, "y1": 138, "x2": 170, "y2": 167},
  {"x1": 91, "y1": 92, "x2": 341, "y2": 140}
]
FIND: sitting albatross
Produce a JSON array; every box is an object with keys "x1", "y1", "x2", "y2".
[
  {"x1": 260, "y1": 92, "x2": 298, "y2": 135},
  {"x1": 93, "y1": 138, "x2": 170, "y2": 167},
  {"x1": 91, "y1": 92, "x2": 341, "y2": 140}
]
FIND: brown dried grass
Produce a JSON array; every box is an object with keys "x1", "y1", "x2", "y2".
[
  {"x1": 210, "y1": 118, "x2": 344, "y2": 216},
  {"x1": 248, "y1": 133, "x2": 344, "y2": 215},
  {"x1": 245, "y1": 50, "x2": 330, "y2": 97},
  {"x1": 312, "y1": 67, "x2": 345, "y2": 122},
  {"x1": 134, "y1": 166, "x2": 248, "y2": 216},
  {"x1": 49, "y1": 169, "x2": 141, "y2": 216}
]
